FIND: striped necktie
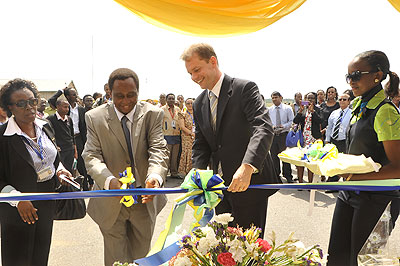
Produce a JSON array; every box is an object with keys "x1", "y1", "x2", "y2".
[
  {"x1": 209, "y1": 91, "x2": 223, "y2": 176},
  {"x1": 209, "y1": 91, "x2": 218, "y2": 132},
  {"x1": 332, "y1": 110, "x2": 343, "y2": 140}
]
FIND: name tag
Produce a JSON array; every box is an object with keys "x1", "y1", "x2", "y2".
[
  {"x1": 37, "y1": 166, "x2": 53, "y2": 181},
  {"x1": 172, "y1": 120, "x2": 176, "y2": 129}
]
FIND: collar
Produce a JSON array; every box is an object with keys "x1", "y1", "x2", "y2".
[
  {"x1": 352, "y1": 85, "x2": 385, "y2": 112},
  {"x1": 56, "y1": 111, "x2": 68, "y2": 122},
  {"x1": 114, "y1": 105, "x2": 136, "y2": 123},
  {"x1": 340, "y1": 107, "x2": 350, "y2": 113},
  {"x1": 209, "y1": 73, "x2": 225, "y2": 98},
  {"x1": 70, "y1": 103, "x2": 79, "y2": 110},
  {"x1": 274, "y1": 103, "x2": 283, "y2": 109},
  {"x1": 4, "y1": 116, "x2": 47, "y2": 136}
]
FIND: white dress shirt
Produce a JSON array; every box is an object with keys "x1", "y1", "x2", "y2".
[
  {"x1": 325, "y1": 107, "x2": 352, "y2": 142},
  {"x1": 69, "y1": 104, "x2": 80, "y2": 135},
  {"x1": 268, "y1": 103, "x2": 294, "y2": 132}
]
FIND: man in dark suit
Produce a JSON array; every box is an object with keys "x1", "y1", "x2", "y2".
[
  {"x1": 49, "y1": 87, "x2": 92, "y2": 190},
  {"x1": 181, "y1": 43, "x2": 281, "y2": 236}
]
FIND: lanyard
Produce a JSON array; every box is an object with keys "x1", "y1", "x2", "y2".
[
  {"x1": 23, "y1": 135, "x2": 45, "y2": 161},
  {"x1": 168, "y1": 108, "x2": 175, "y2": 119},
  {"x1": 187, "y1": 111, "x2": 195, "y2": 126}
]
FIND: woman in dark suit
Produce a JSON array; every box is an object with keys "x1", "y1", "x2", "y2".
[
  {"x1": 327, "y1": 51, "x2": 400, "y2": 266},
  {"x1": 0, "y1": 79, "x2": 72, "y2": 266},
  {"x1": 293, "y1": 92, "x2": 322, "y2": 183}
]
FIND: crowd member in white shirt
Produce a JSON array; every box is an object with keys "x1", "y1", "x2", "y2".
[{"x1": 268, "y1": 91, "x2": 294, "y2": 182}]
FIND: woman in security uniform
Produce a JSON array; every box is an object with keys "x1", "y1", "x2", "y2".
[{"x1": 327, "y1": 51, "x2": 400, "y2": 266}]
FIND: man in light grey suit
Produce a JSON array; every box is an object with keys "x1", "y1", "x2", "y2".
[{"x1": 83, "y1": 68, "x2": 169, "y2": 265}]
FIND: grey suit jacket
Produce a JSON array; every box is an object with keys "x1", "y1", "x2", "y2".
[{"x1": 82, "y1": 101, "x2": 169, "y2": 230}]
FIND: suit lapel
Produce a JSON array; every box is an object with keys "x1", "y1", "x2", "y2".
[
  {"x1": 216, "y1": 75, "x2": 232, "y2": 133},
  {"x1": 199, "y1": 91, "x2": 215, "y2": 141},
  {"x1": 131, "y1": 102, "x2": 145, "y2": 157},
  {"x1": 11, "y1": 134, "x2": 35, "y2": 169},
  {"x1": 106, "y1": 104, "x2": 129, "y2": 155}
]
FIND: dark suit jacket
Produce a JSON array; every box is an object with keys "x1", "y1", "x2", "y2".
[
  {"x1": 293, "y1": 106, "x2": 323, "y2": 139},
  {"x1": 47, "y1": 114, "x2": 75, "y2": 151},
  {"x1": 192, "y1": 75, "x2": 281, "y2": 197},
  {"x1": 0, "y1": 121, "x2": 60, "y2": 195},
  {"x1": 48, "y1": 90, "x2": 87, "y2": 144}
]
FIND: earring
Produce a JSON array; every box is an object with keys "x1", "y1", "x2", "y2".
[{"x1": 375, "y1": 78, "x2": 379, "y2": 83}]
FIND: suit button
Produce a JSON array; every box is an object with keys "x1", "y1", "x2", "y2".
[{"x1": 218, "y1": 145, "x2": 222, "y2": 149}]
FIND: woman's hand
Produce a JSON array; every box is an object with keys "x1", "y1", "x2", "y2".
[
  {"x1": 17, "y1": 201, "x2": 38, "y2": 224},
  {"x1": 308, "y1": 103, "x2": 315, "y2": 113},
  {"x1": 56, "y1": 169, "x2": 73, "y2": 185}
]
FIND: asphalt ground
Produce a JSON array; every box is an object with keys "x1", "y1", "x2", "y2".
[{"x1": 1, "y1": 175, "x2": 400, "y2": 266}]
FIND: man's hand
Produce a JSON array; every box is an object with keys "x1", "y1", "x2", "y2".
[
  {"x1": 142, "y1": 178, "x2": 160, "y2": 204},
  {"x1": 227, "y1": 164, "x2": 253, "y2": 192},
  {"x1": 17, "y1": 201, "x2": 38, "y2": 224},
  {"x1": 56, "y1": 169, "x2": 73, "y2": 185}
]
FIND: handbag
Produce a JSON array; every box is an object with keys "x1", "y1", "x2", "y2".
[
  {"x1": 54, "y1": 180, "x2": 86, "y2": 220},
  {"x1": 286, "y1": 125, "x2": 304, "y2": 147}
]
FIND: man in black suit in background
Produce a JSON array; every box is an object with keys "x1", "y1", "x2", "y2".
[
  {"x1": 181, "y1": 43, "x2": 281, "y2": 236},
  {"x1": 49, "y1": 87, "x2": 92, "y2": 190}
]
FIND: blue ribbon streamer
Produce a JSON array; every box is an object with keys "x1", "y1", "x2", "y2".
[
  {"x1": 134, "y1": 241, "x2": 181, "y2": 266},
  {"x1": 1, "y1": 182, "x2": 400, "y2": 202}
]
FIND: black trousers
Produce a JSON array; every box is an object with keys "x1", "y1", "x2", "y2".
[
  {"x1": 0, "y1": 180, "x2": 56, "y2": 266},
  {"x1": 216, "y1": 189, "x2": 268, "y2": 238},
  {"x1": 270, "y1": 133, "x2": 292, "y2": 180},
  {"x1": 327, "y1": 192, "x2": 395, "y2": 266},
  {"x1": 75, "y1": 135, "x2": 93, "y2": 189}
]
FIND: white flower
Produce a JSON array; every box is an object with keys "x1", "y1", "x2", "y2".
[
  {"x1": 244, "y1": 241, "x2": 259, "y2": 259},
  {"x1": 227, "y1": 239, "x2": 247, "y2": 263},
  {"x1": 197, "y1": 228, "x2": 219, "y2": 255},
  {"x1": 368, "y1": 232, "x2": 382, "y2": 244},
  {"x1": 286, "y1": 241, "x2": 306, "y2": 259},
  {"x1": 174, "y1": 256, "x2": 192, "y2": 266},
  {"x1": 213, "y1": 213, "x2": 234, "y2": 225}
]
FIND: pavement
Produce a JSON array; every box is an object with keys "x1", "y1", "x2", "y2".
[{"x1": 2, "y1": 175, "x2": 400, "y2": 266}]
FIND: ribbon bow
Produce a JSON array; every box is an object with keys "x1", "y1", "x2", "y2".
[{"x1": 118, "y1": 167, "x2": 138, "y2": 207}]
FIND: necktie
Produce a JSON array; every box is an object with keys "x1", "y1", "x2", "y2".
[
  {"x1": 121, "y1": 116, "x2": 135, "y2": 177},
  {"x1": 209, "y1": 91, "x2": 223, "y2": 176},
  {"x1": 276, "y1": 106, "x2": 282, "y2": 126},
  {"x1": 209, "y1": 91, "x2": 218, "y2": 132},
  {"x1": 332, "y1": 110, "x2": 343, "y2": 140}
]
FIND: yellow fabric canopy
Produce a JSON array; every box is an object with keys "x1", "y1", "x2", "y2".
[
  {"x1": 388, "y1": 0, "x2": 400, "y2": 13},
  {"x1": 115, "y1": 0, "x2": 400, "y2": 36},
  {"x1": 114, "y1": 0, "x2": 307, "y2": 36}
]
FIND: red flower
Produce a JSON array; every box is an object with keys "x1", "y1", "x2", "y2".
[
  {"x1": 256, "y1": 238, "x2": 272, "y2": 253},
  {"x1": 217, "y1": 252, "x2": 236, "y2": 266}
]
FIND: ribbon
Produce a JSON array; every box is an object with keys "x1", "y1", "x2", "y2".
[
  {"x1": 118, "y1": 167, "x2": 138, "y2": 207},
  {"x1": 144, "y1": 169, "x2": 224, "y2": 265}
]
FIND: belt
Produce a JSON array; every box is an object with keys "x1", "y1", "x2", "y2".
[{"x1": 74, "y1": 133, "x2": 80, "y2": 137}]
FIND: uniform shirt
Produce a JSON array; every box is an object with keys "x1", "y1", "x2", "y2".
[
  {"x1": 325, "y1": 107, "x2": 351, "y2": 142},
  {"x1": 162, "y1": 105, "x2": 181, "y2": 136},
  {"x1": 268, "y1": 103, "x2": 294, "y2": 132}
]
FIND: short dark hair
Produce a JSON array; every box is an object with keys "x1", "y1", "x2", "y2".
[
  {"x1": 326, "y1": 86, "x2": 338, "y2": 100},
  {"x1": 64, "y1": 87, "x2": 76, "y2": 97},
  {"x1": 108, "y1": 68, "x2": 139, "y2": 91},
  {"x1": 83, "y1": 94, "x2": 93, "y2": 101},
  {"x1": 271, "y1": 91, "x2": 282, "y2": 97},
  {"x1": 93, "y1": 92, "x2": 102, "y2": 99},
  {"x1": 166, "y1": 93, "x2": 175, "y2": 99},
  {"x1": 0, "y1": 78, "x2": 39, "y2": 117}
]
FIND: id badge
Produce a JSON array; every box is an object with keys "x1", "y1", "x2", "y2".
[
  {"x1": 172, "y1": 120, "x2": 176, "y2": 129},
  {"x1": 37, "y1": 166, "x2": 52, "y2": 181}
]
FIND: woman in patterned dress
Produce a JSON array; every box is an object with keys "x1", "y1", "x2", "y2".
[
  {"x1": 178, "y1": 98, "x2": 195, "y2": 176},
  {"x1": 293, "y1": 92, "x2": 322, "y2": 183}
]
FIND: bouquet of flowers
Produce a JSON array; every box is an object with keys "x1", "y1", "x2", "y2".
[{"x1": 169, "y1": 213, "x2": 324, "y2": 266}]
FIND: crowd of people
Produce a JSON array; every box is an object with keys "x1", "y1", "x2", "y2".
[{"x1": 0, "y1": 44, "x2": 399, "y2": 266}]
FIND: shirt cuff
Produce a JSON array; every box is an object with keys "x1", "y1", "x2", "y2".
[
  {"x1": 56, "y1": 162, "x2": 66, "y2": 173},
  {"x1": 0, "y1": 186, "x2": 21, "y2": 207},
  {"x1": 245, "y1": 163, "x2": 259, "y2": 174},
  {"x1": 146, "y1": 173, "x2": 164, "y2": 187},
  {"x1": 104, "y1": 176, "x2": 116, "y2": 190}
]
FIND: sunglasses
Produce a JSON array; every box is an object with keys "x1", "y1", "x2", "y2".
[
  {"x1": 11, "y1": 98, "x2": 39, "y2": 108},
  {"x1": 345, "y1": 71, "x2": 373, "y2": 84},
  {"x1": 338, "y1": 98, "x2": 349, "y2": 101}
]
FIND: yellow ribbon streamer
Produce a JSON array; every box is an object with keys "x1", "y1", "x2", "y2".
[{"x1": 119, "y1": 167, "x2": 137, "y2": 207}]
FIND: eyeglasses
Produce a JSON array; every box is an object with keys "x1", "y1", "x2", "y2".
[
  {"x1": 11, "y1": 98, "x2": 39, "y2": 108},
  {"x1": 345, "y1": 71, "x2": 373, "y2": 84},
  {"x1": 338, "y1": 98, "x2": 349, "y2": 101}
]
